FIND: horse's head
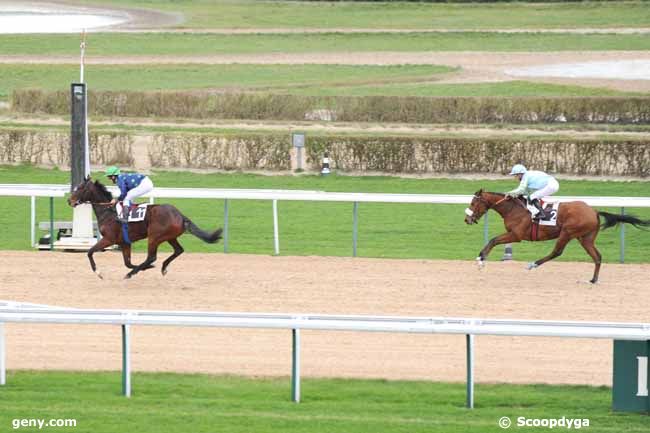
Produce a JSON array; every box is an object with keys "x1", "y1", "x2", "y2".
[
  {"x1": 68, "y1": 176, "x2": 111, "y2": 207},
  {"x1": 464, "y1": 189, "x2": 490, "y2": 225}
]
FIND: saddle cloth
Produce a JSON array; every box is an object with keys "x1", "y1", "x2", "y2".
[
  {"x1": 116, "y1": 203, "x2": 149, "y2": 222},
  {"x1": 528, "y1": 201, "x2": 560, "y2": 226}
]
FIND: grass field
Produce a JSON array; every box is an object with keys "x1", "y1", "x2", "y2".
[
  {"x1": 2, "y1": 32, "x2": 650, "y2": 56},
  {"x1": 2, "y1": 64, "x2": 636, "y2": 101},
  {"x1": 0, "y1": 64, "x2": 457, "y2": 100},
  {"x1": 0, "y1": 371, "x2": 647, "y2": 433},
  {"x1": 1, "y1": 165, "x2": 649, "y2": 263},
  {"x1": 83, "y1": 0, "x2": 650, "y2": 30},
  {"x1": 288, "y1": 80, "x2": 636, "y2": 97}
]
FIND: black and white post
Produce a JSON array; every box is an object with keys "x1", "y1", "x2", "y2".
[
  {"x1": 321, "y1": 152, "x2": 331, "y2": 176},
  {"x1": 54, "y1": 30, "x2": 97, "y2": 250}
]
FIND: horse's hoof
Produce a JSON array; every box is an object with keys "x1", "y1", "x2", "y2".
[
  {"x1": 161, "y1": 268, "x2": 168, "y2": 276},
  {"x1": 475, "y1": 257, "x2": 485, "y2": 269},
  {"x1": 124, "y1": 273, "x2": 133, "y2": 280},
  {"x1": 526, "y1": 262, "x2": 539, "y2": 270},
  {"x1": 94, "y1": 270, "x2": 103, "y2": 280}
]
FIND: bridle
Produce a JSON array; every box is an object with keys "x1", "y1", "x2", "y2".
[
  {"x1": 466, "y1": 192, "x2": 522, "y2": 224},
  {"x1": 70, "y1": 182, "x2": 114, "y2": 207}
]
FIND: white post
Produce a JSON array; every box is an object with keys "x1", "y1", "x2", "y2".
[
  {"x1": 273, "y1": 199, "x2": 279, "y2": 255},
  {"x1": 80, "y1": 30, "x2": 89, "y2": 178},
  {"x1": 291, "y1": 329, "x2": 301, "y2": 403},
  {"x1": 30, "y1": 196, "x2": 36, "y2": 247},
  {"x1": 122, "y1": 324, "x2": 131, "y2": 397},
  {"x1": 466, "y1": 334, "x2": 474, "y2": 409},
  {"x1": 0, "y1": 323, "x2": 5, "y2": 386}
]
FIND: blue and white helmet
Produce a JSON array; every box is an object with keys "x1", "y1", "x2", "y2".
[{"x1": 509, "y1": 164, "x2": 527, "y2": 175}]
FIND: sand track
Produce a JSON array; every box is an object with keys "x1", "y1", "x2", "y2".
[{"x1": 2, "y1": 251, "x2": 648, "y2": 385}]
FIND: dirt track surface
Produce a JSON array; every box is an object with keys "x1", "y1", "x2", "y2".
[{"x1": 2, "y1": 251, "x2": 649, "y2": 385}]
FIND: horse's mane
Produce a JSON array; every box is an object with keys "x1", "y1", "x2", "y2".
[
  {"x1": 92, "y1": 180, "x2": 113, "y2": 201},
  {"x1": 475, "y1": 189, "x2": 505, "y2": 197}
]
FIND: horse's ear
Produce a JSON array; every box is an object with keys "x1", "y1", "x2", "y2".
[
  {"x1": 475, "y1": 188, "x2": 483, "y2": 195},
  {"x1": 85, "y1": 175, "x2": 91, "y2": 182}
]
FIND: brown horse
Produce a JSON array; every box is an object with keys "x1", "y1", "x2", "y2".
[
  {"x1": 464, "y1": 189, "x2": 650, "y2": 283},
  {"x1": 68, "y1": 177, "x2": 222, "y2": 279}
]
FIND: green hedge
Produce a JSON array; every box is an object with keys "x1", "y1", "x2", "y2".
[
  {"x1": 12, "y1": 90, "x2": 650, "y2": 125},
  {"x1": 306, "y1": 135, "x2": 650, "y2": 176},
  {"x1": 0, "y1": 129, "x2": 133, "y2": 167},
  {"x1": 3, "y1": 127, "x2": 649, "y2": 177},
  {"x1": 149, "y1": 134, "x2": 291, "y2": 170}
]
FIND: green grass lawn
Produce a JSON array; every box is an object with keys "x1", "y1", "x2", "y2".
[
  {"x1": 0, "y1": 64, "x2": 638, "y2": 102},
  {"x1": 82, "y1": 0, "x2": 650, "y2": 30},
  {"x1": 287, "y1": 80, "x2": 638, "y2": 97},
  {"x1": 0, "y1": 64, "x2": 456, "y2": 100},
  {"x1": 1, "y1": 165, "x2": 649, "y2": 263},
  {"x1": 2, "y1": 32, "x2": 649, "y2": 56},
  {"x1": 0, "y1": 371, "x2": 646, "y2": 433}
]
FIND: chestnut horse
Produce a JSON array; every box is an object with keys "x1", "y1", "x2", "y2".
[
  {"x1": 68, "y1": 177, "x2": 222, "y2": 279},
  {"x1": 464, "y1": 189, "x2": 650, "y2": 283}
]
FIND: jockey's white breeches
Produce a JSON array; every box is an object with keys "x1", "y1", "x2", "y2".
[
  {"x1": 530, "y1": 178, "x2": 559, "y2": 201},
  {"x1": 123, "y1": 177, "x2": 153, "y2": 207}
]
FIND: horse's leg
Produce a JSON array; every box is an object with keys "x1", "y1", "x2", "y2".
[
  {"x1": 528, "y1": 231, "x2": 572, "y2": 270},
  {"x1": 125, "y1": 238, "x2": 160, "y2": 279},
  {"x1": 161, "y1": 238, "x2": 184, "y2": 276},
  {"x1": 476, "y1": 232, "x2": 519, "y2": 267},
  {"x1": 121, "y1": 244, "x2": 136, "y2": 269},
  {"x1": 577, "y1": 231, "x2": 602, "y2": 284},
  {"x1": 87, "y1": 237, "x2": 114, "y2": 279}
]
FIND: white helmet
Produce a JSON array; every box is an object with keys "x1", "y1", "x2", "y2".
[{"x1": 509, "y1": 164, "x2": 527, "y2": 175}]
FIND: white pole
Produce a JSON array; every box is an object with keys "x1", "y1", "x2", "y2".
[
  {"x1": 80, "y1": 30, "x2": 90, "y2": 178},
  {"x1": 273, "y1": 200, "x2": 279, "y2": 255},
  {"x1": 0, "y1": 323, "x2": 5, "y2": 385},
  {"x1": 122, "y1": 324, "x2": 131, "y2": 397},
  {"x1": 79, "y1": 30, "x2": 86, "y2": 83},
  {"x1": 30, "y1": 196, "x2": 36, "y2": 248},
  {"x1": 466, "y1": 334, "x2": 474, "y2": 409},
  {"x1": 291, "y1": 329, "x2": 301, "y2": 403}
]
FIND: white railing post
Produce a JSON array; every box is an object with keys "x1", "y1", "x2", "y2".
[
  {"x1": 223, "y1": 199, "x2": 229, "y2": 253},
  {"x1": 273, "y1": 200, "x2": 279, "y2": 255},
  {"x1": 30, "y1": 196, "x2": 36, "y2": 248},
  {"x1": 466, "y1": 334, "x2": 474, "y2": 409},
  {"x1": 122, "y1": 324, "x2": 131, "y2": 397},
  {"x1": 0, "y1": 323, "x2": 5, "y2": 386},
  {"x1": 291, "y1": 329, "x2": 301, "y2": 403}
]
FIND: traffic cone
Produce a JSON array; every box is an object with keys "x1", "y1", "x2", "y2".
[{"x1": 321, "y1": 152, "x2": 331, "y2": 176}]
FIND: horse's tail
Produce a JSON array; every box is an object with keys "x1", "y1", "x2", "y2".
[
  {"x1": 183, "y1": 216, "x2": 223, "y2": 243},
  {"x1": 598, "y1": 211, "x2": 650, "y2": 231}
]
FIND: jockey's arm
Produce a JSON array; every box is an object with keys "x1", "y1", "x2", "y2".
[
  {"x1": 506, "y1": 176, "x2": 528, "y2": 196},
  {"x1": 116, "y1": 177, "x2": 128, "y2": 201}
]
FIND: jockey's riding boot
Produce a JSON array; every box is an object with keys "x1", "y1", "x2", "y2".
[
  {"x1": 117, "y1": 205, "x2": 128, "y2": 224},
  {"x1": 531, "y1": 199, "x2": 547, "y2": 220}
]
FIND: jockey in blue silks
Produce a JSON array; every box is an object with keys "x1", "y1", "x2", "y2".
[
  {"x1": 505, "y1": 164, "x2": 559, "y2": 220},
  {"x1": 105, "y1": 166, "x2": 154, "y2": 223}
]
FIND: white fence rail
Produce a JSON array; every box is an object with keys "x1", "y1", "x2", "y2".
[
  {"x1": 1, "y1": 302, "x2": 649, "y2": 405},
  {"x1": 1, "y1": 184, "x2": 649, "y2": 261}
]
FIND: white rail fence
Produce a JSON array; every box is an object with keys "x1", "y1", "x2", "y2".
[
  {"x1": 1, "y1": 184, "x2": 649, "y2": 261},
  {"x1": 1, "y1": 301, "x2": 649, "y2": 406}
]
